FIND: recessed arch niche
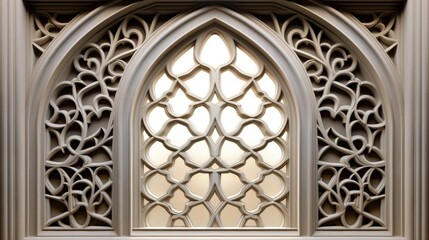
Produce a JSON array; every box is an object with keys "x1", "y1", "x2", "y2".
[{"x1": 27, "y1": 2, "x2": 402, "y2": 238}]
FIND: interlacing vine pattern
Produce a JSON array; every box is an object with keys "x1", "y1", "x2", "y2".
[
  {"x1": 268, "y1": 14, "x2": 387, "y2": 228},
  {"x1": 353, "y1": 12, "x2": 398, "y2": 58},
  {"x1": 33, "y1": 12, "x2": 77, "y2": 59},
  {"x1": 140, "y1": 32, "x2": 290, "y2": 228},
  {"x1": 45, "y1": 14, "x2": 161, "y2": 228}
]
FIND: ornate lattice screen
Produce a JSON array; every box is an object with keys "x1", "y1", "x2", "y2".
[{"x1": 139, "y1": 31, "x2": 290, "y2": 228}]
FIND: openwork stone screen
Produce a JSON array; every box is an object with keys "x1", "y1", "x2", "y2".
[
  {"x1": 44, "y1": 15, "x2": 159, "y2": 228},
  {"x1": 35, "y1": 3, "x2": 403, "y2": 238},
  {"x1": 265, "y1": 15, "x2": 388, "y2": 228},
  {"x1": 139, "y1": 32, "x2": 290, "y2": 228}
]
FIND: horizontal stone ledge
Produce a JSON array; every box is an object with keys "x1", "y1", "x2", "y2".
[{"x1": 24, "y1": 0, "x2": 405, "y2": 13}]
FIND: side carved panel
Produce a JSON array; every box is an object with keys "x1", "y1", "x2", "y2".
[
  {"x1": 256, "y1": 13, "x2": 387, "y2": 229},
  {"x1": 44, "y1": 14, "x2": 164, "y2": 228}
]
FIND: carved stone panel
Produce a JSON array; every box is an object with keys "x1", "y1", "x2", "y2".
[
  {"x1": 255, "y1": 13, "x2": 387, "y2": 229},
  {"x1": 44, "y1": 14, "x2": 164, "y2": 228}
]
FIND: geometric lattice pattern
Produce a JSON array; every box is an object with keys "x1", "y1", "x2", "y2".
[
  {"x1": 44, "y1": 14, "x2": 162, "y2": 228},
  {"x1": 140, "y1": 32, "x2": 290, "y2": 228},
  {"x1": 267, "y1": 14, "x2": 387, "y2": 228}
]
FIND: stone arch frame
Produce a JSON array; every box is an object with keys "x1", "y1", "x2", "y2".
[
  {"x1": 115, "y1": 6, "x2": 316, "y2": 236},
  {"x1": 23, "y1": 1, "x2": 404, "y2": 239}
]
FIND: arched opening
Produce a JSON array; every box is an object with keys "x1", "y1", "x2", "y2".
[
  {"x1": 116, "y1": 7, "x2": 316, "y2": 234},
  {"x1": 138, "y1": 30, "x2": 291, "y2": 228}
]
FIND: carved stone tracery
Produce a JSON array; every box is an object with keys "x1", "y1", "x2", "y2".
[
  {"x1": 353, "y1": 12, "x2": 398, "y2": 59},
  {"x1": 33, "y1": 12, "x2": 77, "y2": 60},
  {"x1": 44, "y1": 14, "x2": 163, "y2": 228},
  {"x1": 42, "y1": 5, "x2": 389, "y2": 231},
  {"x1": 266, "y1": 13, "x2": 387, "y2": 228}
]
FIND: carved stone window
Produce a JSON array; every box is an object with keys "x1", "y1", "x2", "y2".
[
  {"x1": 40, "y1": 4, "x2": 395, "y2": 233},
  {"x1": 14, "y1": 1, "x2": 410, "y2": 239},
  {"x1": 139, "y1": 31, "x2": 290, "y2": 228}
]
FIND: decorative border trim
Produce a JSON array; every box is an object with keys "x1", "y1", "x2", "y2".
[
  {"x1": 1, "y1": 0, "x2": 29, "y2": 239},
  {"x1": 321, "y1": 0, "x2": 404, "y2": 11},
  {"x1": 401, "y1": 0, "x2": 429, "y2": 239}
]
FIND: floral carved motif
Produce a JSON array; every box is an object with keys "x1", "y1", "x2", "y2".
[
  {"x1": 45, "y1": 14, "x2": 161, "y2": 228},
  {"x1": 266, "y1": 14, "x2": 387, "y2": 228}
]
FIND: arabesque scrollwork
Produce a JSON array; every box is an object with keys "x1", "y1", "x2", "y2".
[
  {"x1": 270, "y1": 14, "x2": 387, "y2": 228},
  {"x1": 33, "y1": 13, "x2": 77, "y2": 60},
  {"x1": 45, "y1": 14, "x2": 161, "y2": 228},
  {"x1": 354, "y1": 12, "x2": 398, "y2": 58}
]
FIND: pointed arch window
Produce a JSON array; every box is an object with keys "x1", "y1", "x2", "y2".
[
  {"x1": 138, "y1": 31, "x2": 291, "y2": 228},
  {"x1": 32, "y1": 3, "x2": 402, "y2": 238}
]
